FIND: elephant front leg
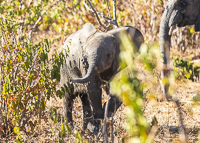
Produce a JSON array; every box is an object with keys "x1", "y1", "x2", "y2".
[
  {"x1": 87, "y1": 82, "x2": 104, "y2": 134},
  {"x1": 63, "y1": 94, "x2": 75, "y2": 128},
  {"x1": 80, "y1": 93, "x2": 93, "y2": 131}
]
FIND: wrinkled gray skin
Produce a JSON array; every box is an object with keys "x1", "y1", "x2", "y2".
[
  {"x1": 60, "y1": 23, "x2": 144, "y2": 133},
  {"x1": 159, "y1": 0, "x2": 200, "y2": 96}
]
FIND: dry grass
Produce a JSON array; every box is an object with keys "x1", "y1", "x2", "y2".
[
  {"x1": 4, "y1": 34, "x2": 200, "y2": 143},
  {"x1": 2, "y1": 0, "x2": 200, "y2": 142},
  {"x1": 2, "y1": 48, "x2": 200, "y2": 142},
  {"x1": 7, "y1": 50, "x2": 199, "y2": 142}
]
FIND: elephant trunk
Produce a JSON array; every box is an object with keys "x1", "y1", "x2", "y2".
[
  {"x1": 70, "y1": 56, "x2": 98, "y2": 84},
  {"x1": 159, "y1": 12, "x2": 171, "y2": 65},
  {"x1": 159, "y1": 3, "x2": 177, "y2": 96}
]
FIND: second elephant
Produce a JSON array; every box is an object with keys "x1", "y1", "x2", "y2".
[
  {"x1": 159, "y1": 0, "x2": 200, "y2": 96},
  {"x1": 60, "y1": 23, "x2": 144, "y2": 133}
]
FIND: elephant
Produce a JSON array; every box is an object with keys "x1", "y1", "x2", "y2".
[
  {"x1": 60, "y1": 23, "x2": 144, "y2": 133},
  {"x1": 159, "y1": 0, "x2": 200, "y2": 98}
]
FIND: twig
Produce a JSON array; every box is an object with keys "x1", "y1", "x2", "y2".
[
  {"x1": 83, "y1": 1, "x2": 111, "y2": 23},
  {"x1": 169, "y1": 98, "x2": 187, "y2": 143},
  {"x1": 2, "y1": 32, "x2": 7, "y2": 46},
  {"x1": 105, "y1": 0, "x2": 111, "y2": 27},
  {"x1": 25, "y1": 53, "x2": 38, "y2": 77},
  {"x1": 106, "y1": 0, "x2": 111, "y2": 19},
  {"x1": 103, "y1": 93, "x2": 110, "y2": 143},
  {"x1": 161, "y1": 78, "x2": 187, "y2": 142},
  {"x1": 0, "y1": 32, "x2": 6, "y2": 107},
  {"x1": 110, "y1": 114, "x2": 114, "y2": 143},
  {"x1": 19, "y1": 0, "x2": 22, "y2": 11},
  {"x1": 191, "y1": 86, "x2": 200, "y2": 98},
  {"x1": 28, "y1": 0, "x2": 61, "y2": 39},
  {"x1": 146, "y1": 124, "x2": 158, "y2": 143},
  {"x1": 85, "y1": 0, "x2": 110, "y2": 30},
  {"x1": 160, "y1": 80, "x2": 187, "y2": 141},
  {"x1": 83, "y1": 0, "x2": 118, "y2": 29},
  {"x1": 5, "y1": 95, "x2": 8, "y2": 143},
  {"x1": 181, "y1": 109, "x2": 200, "y2": 124},
  {"x1": 28, "y1": 16, "x2": 42, "y2": 39},
  {"x1": 112, "y1": 0, "x2": 118, "y2": 28},
  {"x1": 143, "y1": 99, "x2": 149, "y2": 112}
]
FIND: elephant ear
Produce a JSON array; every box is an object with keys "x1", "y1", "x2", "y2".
[
  {"x1": 195, "y1": 14, "x2": 200, "y2": 32},
  {"x1": 81, "y1": 23, "x2": 96, "y2": 43}
]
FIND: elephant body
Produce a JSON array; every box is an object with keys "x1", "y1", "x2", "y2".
[
  {"x1": 159, "y1": 0, "x2": 200, "y2": 97},
  {"x1": 60, "y1": 23, "x2": 144, "y2": 133}
]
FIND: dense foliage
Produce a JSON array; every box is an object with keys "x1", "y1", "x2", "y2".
[
  {"x1": 0, "y1": 17, "x2": 69, "y2": 141},
  {"x1": 0, "y1": 0, "x2": 200, "y2": 142},
  {"x1": 173, "y1": 57, "x2": 200, "y2": 81},
  {"x1": 111, "y1": 32, "x2": 160, "y2": 142},
  {"x1": 0, "y1": 0, "x2": 70, "y2": 142}
]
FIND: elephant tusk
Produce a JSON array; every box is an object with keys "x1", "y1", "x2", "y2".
[{"x1": 169, "y1": 25, "x2": 175, "y2": 35}]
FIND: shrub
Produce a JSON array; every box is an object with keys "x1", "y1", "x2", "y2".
[
  {"x1": 173, "y1": 57, "x2": 200, "y2": 81},
  {"x1": 0, "y1": 17, "x2": 68, "y2": 141}
]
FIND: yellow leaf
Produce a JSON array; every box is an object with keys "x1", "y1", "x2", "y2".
[
  {"x1": 190, "y1": 28, "x2": 194, "y2": 33},
  {"x1": 34, "y1": 89, "x2": 38, "y2": 94},
  {"x1": 44, "y1": 16, "x2": 48, "y2": 22}
]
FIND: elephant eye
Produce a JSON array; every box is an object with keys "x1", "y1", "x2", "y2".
[
  {"x1": 179, "y1": 1, "x2": 187, "y2": 7},
  {"x1": 106, "y1": 54, "x2": 110, "y2": 59}
]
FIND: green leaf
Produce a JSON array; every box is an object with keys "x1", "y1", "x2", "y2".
[
  {"x1": 16, "y1": 135, "x2": 22, "y2": 143},
  {"x1": 56, "y1": 90, "x2": 64, "y2": 98},
  {"x1": 50, "y1": 107, "x2": 57, "y2": 124},
  {"x1": 66, "y1": 124, "x2": 72, "y2": 135},
  {"x1": 12, "y1": 101, "x2": 18, "y2": 109},
  {"x1": 0, "y1": 7, "x2": 4, "y2": 14},
  {"x1": 40, "y1": 99, "x2": 45, "y2": 111}
]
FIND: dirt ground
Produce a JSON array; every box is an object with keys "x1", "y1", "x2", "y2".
[
  {"x1": 13, "y1": 48, "x2": 200, "y2": 143},
  {"x1": 2, "y1": 13, "x2": 200, "y2": 143},
  {"x1": 2, "y1": 43, "x2": 200, "y2": 142}
]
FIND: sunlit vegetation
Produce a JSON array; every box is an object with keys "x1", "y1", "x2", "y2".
[{"x1": 0, "y1": 0, "x2": 200, "y2": 142}]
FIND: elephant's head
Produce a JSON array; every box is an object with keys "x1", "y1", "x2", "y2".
[
  {"x1": 70, "y1": 33, "x2": 118, "y2": 83},
  {"x1": 159, "y1": 0, "x2": 200, "y2": 95}
]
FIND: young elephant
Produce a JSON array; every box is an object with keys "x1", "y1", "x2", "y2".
[{"x1": 60, "y1": 23, "x2": 144, "y2": 133}]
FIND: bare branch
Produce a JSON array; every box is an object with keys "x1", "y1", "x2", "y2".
[
  {"x1": 110, "y1": 114, "x2": 114, "y2": 143},
  {"x1": 106, "y1": 0, "x2": 111, "y2": 19},
  {"x1": 105, "y1": 0, "x2": 111, "y2": 27},
  {"x1": 175, "y1": 100, "x2": 187, "y2": 142},
  {"x1": 112, "y1": 0, "x2": 118, "y2": 28},
  {"x1": 165, "y1": 95, "x2": 187, "y2": 142},
  {"x1": 28, "y1": 16, "x2": 42, "y2": 39},
  {"x1": 103, "y1": 93, "x2": 110, "y2": 143},
  {"x1": 1, "y1": 32, "x2": 7, "y2": 46},
  {"x1": 85, "y1": 0, "x2": 110, "y2": 30},
  {"x1": 83, "y1": 0, "x2": 119, "y2": 29},
  {"x1": 12, "y1": 31, "x2": 17, "y2": 47},
  {"x1": 146, "y1": 123, "x2": 158, "y2": 142}
]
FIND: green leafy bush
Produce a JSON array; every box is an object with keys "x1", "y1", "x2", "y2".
[
  {"x1": 0, "y1": 1, "x2": 90, "y2": 141},
  {"x1": 0, "y1": 17, "x2": 68, "y2": 141},
  {"x1": 173, "y1": 57, "x2": 200, "y2": 81}
]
